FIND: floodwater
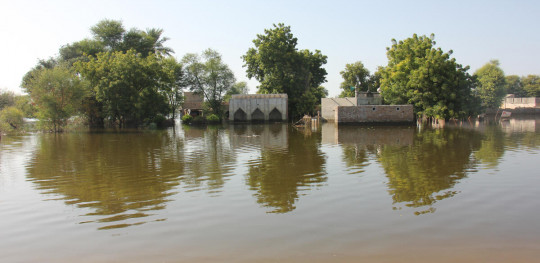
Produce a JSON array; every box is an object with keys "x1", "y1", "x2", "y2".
[{"x1": 1, "y1": 118, "x2": 539, "y2": 262}]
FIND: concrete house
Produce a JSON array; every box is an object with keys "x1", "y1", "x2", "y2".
[
  {"x1": 228, "y1": 94, "x2": 288, "y2": 122},
  {"x1": 321, "y1": 91, "x2": 414, "y2": 124}
]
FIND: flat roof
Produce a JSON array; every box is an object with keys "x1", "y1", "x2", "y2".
[{"x1": 231, "y1": 94, "x2": 288, "y2": 99}]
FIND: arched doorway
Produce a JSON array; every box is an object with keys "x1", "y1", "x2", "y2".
[
  {"x1": 269, "y1": 108, "x2": 282, "y2": 121},
  {"x1": 234, "y1": 108, "x2": 247, "y2": 121},
  {"x1": 251, "y1": 108, "x2": 265, "y2": 122}
]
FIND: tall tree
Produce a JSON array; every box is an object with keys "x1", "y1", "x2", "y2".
[
  {"x1": 242, "y1": 23, "x2": 327, "y2": 119},
  {"x1": 159, "y1": 57, "x2": 185, "y2": 119},
  {"x1": 505, "y1": 75, "x2": 526, "y2": 97},
  {"x1": 521, "y1": 74, "x2": 540, "y2": 97},
  {"x1": 182, "y1": 49, "x2": 235, "y2": 118},
  {"x1": 23, "y1": 66, "x2": 88, "y2": 132},
  {"x1": 90, "y1": 19, "x2": 126, "y2": 51},
  {"x1": 76, "y1": 50, "x2": 169, "y2": 127},
  {"x1": 474, "y1": 60, "x2": 506, "y2": 109},
  {"x1": 224, "y1": 81, "x2": 249, "y2": 102},
  {"x1": 379, "y1": 34, "x2": 478, "y2": 119},
  {"x1": 339, "y1": 61, "x2": 371, "y2": 97}
]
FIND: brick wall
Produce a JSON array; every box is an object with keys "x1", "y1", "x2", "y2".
[{"x1": 336, "y1": 105, "x2": 414, "y2": 124}]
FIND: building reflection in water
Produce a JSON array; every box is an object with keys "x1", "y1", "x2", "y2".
[
  {"x1": 181, "y1": 126, "x2": 236, "y2": 192},
  {"x1": 322, "y1": 123, "x2": 486, "y2": 215},
  {"x1": 233, "y1": 124, "x2": 327, "y2": 213}
]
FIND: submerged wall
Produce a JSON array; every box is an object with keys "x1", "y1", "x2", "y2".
[{"x1": 336, "y1": 105, "x2": 414, "y2": 124}]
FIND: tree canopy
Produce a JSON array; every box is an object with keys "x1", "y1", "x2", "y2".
[
  {"x1": 379, "y1": 34, "x2": 479, "y2": 119},
  {"x1": 338, "y1": 61, "x2": 373, "y2": 97},
  {"x1": 182, "y1": 49, "x2": 236, "y2": 117},
  {"x1": 242, "y1": 23, "x2": 327, "y2": 119},
  {"x1": 21, "y1": 19, "x2": 181, "y2": 130},
  {"x1": 474, "y1": 60, "x2": 506, "y2": 109}
]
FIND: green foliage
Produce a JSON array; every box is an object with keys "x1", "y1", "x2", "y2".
[
  {"x1": 15, "y1": 95, "x2": 37, "y2": 118},
  {"x1": 182, "y1": 49, "x2": 235, "y2": 117},
  {"x1": 474, "y1": 60, "x2": 506, "y2": 109},
  {"x1": 76, "y1": 50, "x2": 170, "y2": 127},
  {"x1": 206, "y1": 114, "x2": 220, "y2": 123},
  {"x1": 0, "y1": 106, "x2": 24, "y2": 133},
  {"x1": 242, "y1": 23, "x2": 327, "y2": 119},
  {"x1": 521, "y1": 75, "x2": 540, "y2": 97},
  {"x1": 160, "y1": 57, "x2": 185, "y2": 119},
  {"x1": 379, "y1": 34, "x2": 478, "y2": 119},
  {"x1": 22, "y1": 65, "x2": 88, "y2": 132},
  {"x1": 0, "y1": 90, "x2": 16, "y2": 110},
  {"x1": 505, "y1": 75, "x2": 526, "y2": 97},
  {"x1": 181, "y1": 114, "x2": 193, "y2": 124},
  {"x1": 339, "y1": 61, "x2": 371, "y2": 97},
  {"x1": 224, "y1": 81, "x2": 249, "y2": 102}
]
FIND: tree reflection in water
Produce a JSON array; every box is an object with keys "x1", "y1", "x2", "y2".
[
  {"x1": 377, "y1": 127, "x2": 486, "y2": 215},
  {"x1": 182, "y1": 125, "x2": 236, "y2": 192},
  {"x1": 245, "y1": 125, "x2": 327, "y2": 213},
  {"x1": 26, "y1": 130, "x2": 185, "y2": 230}
]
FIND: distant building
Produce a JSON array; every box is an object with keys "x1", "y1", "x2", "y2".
[
  {"x1": 321, "y1": 91, "x2": 414, "y2": 124},
  {"x1": 501, "y1": 95, "x2": 540, "y2": 114},
  {"x1": 228, "y1": 94, "x2": 288, "y2": 122},
  {"x1": 182, "y1": 92, "x2": 204, "y2": 117}
]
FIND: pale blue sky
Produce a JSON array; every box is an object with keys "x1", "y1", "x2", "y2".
[{"x1": 1, "y1": 0, "x2": 539, "y2": 97}]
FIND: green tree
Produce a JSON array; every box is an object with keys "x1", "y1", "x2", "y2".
[
  {"x1": 505, "y1": 75, "x2": 526, "y2": 97},
  {"x1": 182, "y1": 49, "x2": 235, "y2": 118},
  {"x1": 0, "y1": 106, "x2": 24, "y2": 133},
  {"x1": 224, "y1": 81, "x2": 249, "y2": 102},
  {"x1": 379, "y1": 34, "x2": 478, "y2": 119},
  {"x1": 90, "y1": 19, "x2": 126, "y2": 51},
  {"x1": 76, "y1": 50, "x2": 169, "y2": 127},
  {"x1": 15, "y1": 95, "x2": 37, "y2": 118},
  {"x1": 0, "y1": 90, "x2": 16, "y2": 110},
  {"x1": 159, "y1": 57, "x2": 184, "y2": 119},
  {"x1": 474, "y1": 60, "x2": 506, "y2": 109},
  {"x1": 521, "y1": 74, "x2": 540, "y2": 97},
  {"x1": 339, "y1": 61, "x2": 371, "y2": 97},
  {"x1": 242, "y1": 23, "x2": 327, "y2": 119},
  {"x1": 23, "y1": 66, "x2": 87, "y2": 132}
]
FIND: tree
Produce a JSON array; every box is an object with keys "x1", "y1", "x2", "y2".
[
  {"x1": 90, "y1": 19, "x2": 126, "y2": 51},
  {"x1": 76, "y1": 50, "x2": 170, "y2": 127},
  {"x1": 23, "y1": 66, "x2": 88, "y2": 132},
  {"x1": 0, "y1": 90, "x2": 16, "y2": 110},
  {"x1": 0, "y1": 106, "x2": 24, "y2": 133},
  {"x1": 521, "y1": 75, "x2": 540, "y2": 97},
  {"x1": 242, "y1": 23, "x2": 327, "y2": 119},
  {"x1": 504, "y1": 75, "x2": 526, "y2": 97},
  {"x1": 474, "y1": 60, "x2": 506, "y2": 109},
  {"x1": 159, "y1": 57, "x2": 184, "y2": 119},
  {"x1": 339, "y1": 61, "x2": 371, "y2": 97},
  {"x1": 15, "y1": 95, "x2": 37, "y2": 118},
  {"x1": 379, "y1": 34, "x2": 478, "y2": 119},
  {"x1": 224, "y1": 81, "x2": 249, "y2": 102},
  {"x1": 182, "y1": 49, "x2": 235, "y2": 118}
]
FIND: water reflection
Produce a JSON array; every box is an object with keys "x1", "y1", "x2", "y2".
[
  {"x1": 26, "y1": 130, "x2": 184, "y2": 230},
  {"x1": 244, "y1": 125, "x2": 327, "y2": 213},
  {"x1": 22, "y1": 117, "x2": 540, "y2": 229},
  {"x1": 182, "y1": 126, "x2": 236, "y2": 192},
  {"x1": 378, "y1": 128, "x2": 483, "y2": 214},
  {"x1": 323, "y1": 124, "x2": 487, "y2": 215}
]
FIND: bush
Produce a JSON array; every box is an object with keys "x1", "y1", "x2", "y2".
[
  {"x1": 0, "y1": 106, "x2": 24, "y2": 133},
  {"x1": 181, "y1": 114, "x2": 193, "y2": 124},
  {"x1": 206, "y1": 114, "x2": 220, "y2": 123}
]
